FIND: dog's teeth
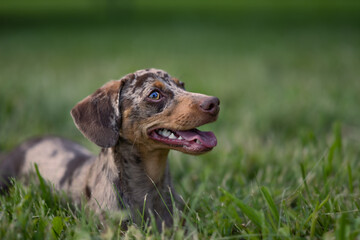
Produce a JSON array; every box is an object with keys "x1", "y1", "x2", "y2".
[
  {"x1": 178, "y1": 136, "x2": 183, "y2": 140},
  {"x1": 169, "y1": 133, "x2": 177, "y2": 139},
  {"x1": 195, "y1": 139, "x2": 201, "y2": 144},
  {"x1": 162, "y1": 129, "x2": 171, "y2": 137}
]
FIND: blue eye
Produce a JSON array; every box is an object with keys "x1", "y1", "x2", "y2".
[{"x1": 148, "y1": 91, "x2": 161, "y2": 100}]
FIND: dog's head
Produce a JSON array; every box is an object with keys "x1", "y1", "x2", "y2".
[{"x1": 71, "y1": 69, "x2": 220, "y2": 154}]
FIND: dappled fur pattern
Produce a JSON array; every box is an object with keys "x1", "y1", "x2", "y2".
[{"x1": 0, "y1": 68, "x2": 219, "y2": 231}]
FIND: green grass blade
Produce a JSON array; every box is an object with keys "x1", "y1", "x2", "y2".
[
  {"x1": 260, "y1": 186, "x2": 279, "y2": 226},
  {"x1": 220, "y1": 187, "x2": 268, "y2": 231},
  {"x1": 336, "y1": 213, "x2": 348, "y2": 240},
  {"x1": 34, "y1": 163, "x2": 47, "y2": 194},
  {"x1": 310, "y1": 201, "x2": 320, "y2": 238},
  {"x1": 318, "y1": 194, "x2": 330, "y2": 210},
  {"x1": 306, "y1": 194, "x2": 330, "y2": 238},
  {"x1": 141, "y1": 193, "x2": 148, "y2": 228},
  {"x1": 148, "y1": 177, "x2": 172, "y2": 218},
  {"x1": 51, "y1": 216, "x2": 64, "y2": 239},
  {"x1": 347, "y1": 162, "x2": 353, "y2": 194},
  {"x1": 300, "y1": 163, "x2": 311, "y2": 198}
]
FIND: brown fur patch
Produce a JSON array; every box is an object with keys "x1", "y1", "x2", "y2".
[
  {"x1": 153, "y1": 80, "x2": 165, "y2": 89},
  {"x1": 171, "y1": 77, "x2": 185, "y2": 89},
  {"x1": 172, "y1": 77, "x2": 180, "y2": 85}
]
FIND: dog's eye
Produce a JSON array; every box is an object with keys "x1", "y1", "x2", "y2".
[{"x1": 148, "y1": 91, "x2": 161, "y2": 100}]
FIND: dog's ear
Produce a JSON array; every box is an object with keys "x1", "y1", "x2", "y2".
[{"x1": 70, "y1": 79, "x2": 127, "y2": 148}]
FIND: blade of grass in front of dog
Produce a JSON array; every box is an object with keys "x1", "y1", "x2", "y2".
[
  {"x1": 148, "y1": 211, "x2": 160, "y2": 238},
  {"x1": 51, "y1": 216, "x2": 64, "y2": 239},
  {"x1": 112, "y1": 183, "x2": 132, "y2": 226},
  {"x1": 112, "y1": 183, "x2": 128, "y2": 210},
  {"x1": 220, "y1": 187, "x2": 268, "y2": 232},
  {"x1": 34, "y1": 163, "x2": 54, "y2": 207},
  {"x1": 111, "y1": 183, "x2": 134, "y2": 229},
  {"x1": 140, "y1": 193, "x2": 148, "y2": 228},
  {"x1": 34, "y1": 163, "x2": 46, "y2": 193},
  {"x1": 260, "y1": 186, "x2": 279, "y2": 226},
  {"x1": 148, "y1": 177, "x2": 172, "y2": 218},
  {"x1": 167, "y1": 186, "x2": 184, "y2": 229}
]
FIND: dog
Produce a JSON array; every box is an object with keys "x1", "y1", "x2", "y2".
[{"x1": 0, "y1": 68, "x2": 220, "y2": 230}]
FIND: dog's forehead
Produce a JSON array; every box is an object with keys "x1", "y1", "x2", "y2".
[
  {"x1": 128, "y1": 68, "x2": 182, "y2": 90},
  {"x1": 134, "y1": 68, "x2": 171, "y2": 80}
]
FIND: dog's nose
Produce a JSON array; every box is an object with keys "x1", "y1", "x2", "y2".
[{"x1": 200, "y1": 96, "x2": 220, "y2": 115}]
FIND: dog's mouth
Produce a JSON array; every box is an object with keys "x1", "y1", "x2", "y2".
[{"x1": 148, "y1": 128, "x2": 217, "y2": 154}]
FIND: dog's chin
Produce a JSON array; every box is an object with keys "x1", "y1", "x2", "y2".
[
  {"x1": 174, "y1": 146, "x2": 214, "y2": 155},
  {"x1": 148, "y1": 128, "x2": 217, "y2": 154}
]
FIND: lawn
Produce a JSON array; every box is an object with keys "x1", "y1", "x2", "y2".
[{"x1": 1, "y1": 2, "x2": 360, "y2": 239}]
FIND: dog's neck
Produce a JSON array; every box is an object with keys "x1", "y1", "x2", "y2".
[
  {"x1": 89, "y1": 138, "x2": 179, "y2": 228},
  {"x1": 94, "y1": 138, "x2": 172, "y2": 203},
  {"x1": 113, "y1": 138, "x2": 170, "y2": 184}
]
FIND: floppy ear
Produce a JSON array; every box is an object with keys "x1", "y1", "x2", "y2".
[{"x1": 70, "y1": 79, "x2": 126, "y2": 148}]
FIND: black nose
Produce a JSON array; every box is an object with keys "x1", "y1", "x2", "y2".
[{"x1": 200, "y1": 97, "x2": 220, "y2": 115}]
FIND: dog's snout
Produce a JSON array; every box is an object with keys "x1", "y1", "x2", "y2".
[{"x1": 200, "y1": 97, "x2": 220, "y2": 115}]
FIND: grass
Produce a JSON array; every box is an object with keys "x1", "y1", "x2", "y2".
[{"x1": 1, "y1": 4, "x2": 360, "y2": 239}]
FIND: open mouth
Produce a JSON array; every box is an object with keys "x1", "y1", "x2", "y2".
[{"x1": 148, "y1": 128, "x2": 217, "y2": 153}]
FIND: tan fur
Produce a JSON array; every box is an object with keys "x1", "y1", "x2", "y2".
[{"x1": 0, "y1": 68, "x2": 220, "y2": 231}]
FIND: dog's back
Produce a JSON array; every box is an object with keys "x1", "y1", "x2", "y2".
[{"x1": 0, "y1": 136, "x2": 94, "y2": 201}]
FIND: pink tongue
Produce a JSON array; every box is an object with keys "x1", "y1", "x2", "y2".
[{"x1": 176, "y1": 129, "x2": 217, "y2": 148}]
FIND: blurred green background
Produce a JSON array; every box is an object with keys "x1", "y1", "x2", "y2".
[
  {"x1": 1, "y1": 0, "x2": 360, "y2": 238},
  {"x1": 1, "y1": 0, "x2": 359, "y2": 150}
]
